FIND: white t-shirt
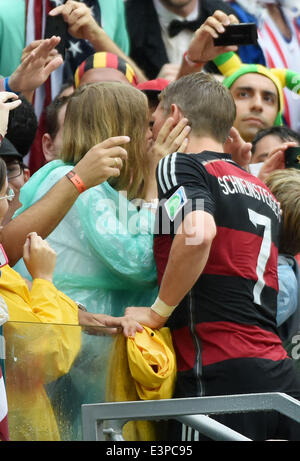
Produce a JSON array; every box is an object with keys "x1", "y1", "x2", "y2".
[{"x1": 153, "y1": 0, "x2": 199, "y2": 64}]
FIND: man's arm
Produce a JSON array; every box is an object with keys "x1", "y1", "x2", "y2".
[
  {"x1": 49, "y1": 0, "x2": 147, "y2": 83},
  {"x1": 125, "y1": 210, "x2": 216, "y2": 333},
  {"x1": 177, "y1": 10, "x2": 239, "y2": 79},
  {"x1": 2, "y1": 136, "x2": 130, "y2": 266}
]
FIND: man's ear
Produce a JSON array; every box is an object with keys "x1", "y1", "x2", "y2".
[
  {"x1": 42, "y1": 133, "x2": 56, "y2": 163},
  {"x1": 23, "y1": 167, "x2": 30, "y2": 183},
  {"x1": 170, "y1": 103, "x2": 184, "y2": 124}
]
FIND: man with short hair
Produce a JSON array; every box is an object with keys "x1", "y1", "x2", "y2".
[
  {"x1": 42, "y1": 95, "x2": 70, "y2": 163},
  {"x1": 228, "y1": 72, "x2": 279, "y2": 142},
  {"x1": 178, "y1": 11, "x2": 300, "y2": 143},
  {"x1": 124, "y1": 71, "x2": 300, "y2": 441}
]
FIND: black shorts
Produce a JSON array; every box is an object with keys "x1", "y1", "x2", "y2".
[{"x1": 171, "y1": 357, "x2": 300, "y2": 441}]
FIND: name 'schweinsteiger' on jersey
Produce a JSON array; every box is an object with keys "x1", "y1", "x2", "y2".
[{"x1": 153, "y1": 151, "x2": 286, "y2": 397}]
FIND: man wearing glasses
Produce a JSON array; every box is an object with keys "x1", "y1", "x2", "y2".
[{"x1": 0, "y1": 138, "x2": 30, "y2": 225}]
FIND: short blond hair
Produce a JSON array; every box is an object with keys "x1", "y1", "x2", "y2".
[
  {"x1": 61, "y1": 82, "x2": 149, "y2": 200},
  {"x1": 159, "y1": 72, "x2": 236, "y2": 144},
  {"x1": 265, "y1": 168, "x2": 300, "y2": 255}
]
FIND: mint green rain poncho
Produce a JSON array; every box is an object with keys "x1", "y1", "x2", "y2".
[{"x1": 13, "y1": 160, "x2": 158, "y2": 440}]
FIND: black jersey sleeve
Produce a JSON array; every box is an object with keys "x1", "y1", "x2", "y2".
[{"x1": 156, "y1": 152, "x2": 216, "y2": 216}]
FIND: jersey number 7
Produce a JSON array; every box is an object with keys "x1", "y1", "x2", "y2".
[{"x1": 248, "y1": 208, "x2": 272, "y2": 306}]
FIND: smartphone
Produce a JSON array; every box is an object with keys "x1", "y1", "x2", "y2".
[
  {"x1": 213, "y1": 23, "x2": 258, "y2": 46},
  {"x1": 285, "y1": 146, "x2": 300, "y2": 170},
  {"x1": 44, "y1": 14, "x2": 68, "y2": 59}
]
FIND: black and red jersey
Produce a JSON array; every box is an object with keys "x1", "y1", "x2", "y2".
[{"x1": 154, "y1": 151, "x2": 288, "y2": 383}]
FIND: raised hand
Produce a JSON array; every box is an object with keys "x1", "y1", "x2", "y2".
[
  {"x1": 23, "y1": 232, "x2": 57, "y2": 282},
  {"x1": 8, "y1": 37, "x2": 63, "y2": 94},
  {"x1": 148, "y1": 117, "x2": 190, "y2": 171},
  {"x1": 224, "y1": 126, "x2": 252, "y2": 170},
  {"x1": 186, "y1": 10, "x2": 239, "y2": 64},
  {"x1": 258, "y1": 141, "x2": 297, "y2": 183},
  {"x1": 0, "y1": 91, "x2": 21, "y2": 137},
  {"x1": 49, "y1": 0, "x2": 99, "y2": 42},
  {"x1": 73, "y1": 136, "x2": 130, "y2": 189}
]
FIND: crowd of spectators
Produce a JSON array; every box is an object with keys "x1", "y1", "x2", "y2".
[{"x1": 0, "y1": 0, "x2": 300, "y2": 442}]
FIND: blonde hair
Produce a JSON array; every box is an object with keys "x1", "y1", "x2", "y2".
[
  {"x1": 61, "y1": 82, "x2": 149, "y2": 200},
  {"x1": 265, "y1": 168, "x2": 300, "y2": 255},
  {"x1": 159, "y1": 72, "x2": 236, "y2": 143}
]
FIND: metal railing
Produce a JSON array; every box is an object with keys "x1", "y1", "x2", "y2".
[{"x1": 81, "y1": 392, "x2": 300, "y2": 441}]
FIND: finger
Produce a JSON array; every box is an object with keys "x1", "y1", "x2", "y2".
[
  {"x1": 68, "y1": 15, "x2": 88, "y2": 32},
  {"x1": 178, "y1": 137, "x2": 189, "y2": 153},
  {"x1": 282, "y1": 141, "x2": 298, "y2": 151},
  {"x1": 228, "y1": 126, "x2": 240, "y2": 139},
  {"x1": 26, "y1": 231, "x2": 38, "y2": 239},
  {"x1": 102, "y1": 146, "x2": 128, "y2": 161},
  {"x1": 220, "y1": 45, "x2": 239, "y2": 53},
  {"x1": 0, "y1": 91, "x2": 19, "y2": 103},
  {"x1": 27, "y1": 233, "x2": 43, "y2": 251},
  {"x1": 228, "y1": 14, "x2": 240, "y2": 25},
  {"x1": 49, "y1": 4, "x2": 65, "y2": 16},
  {"x1": 43, "y1": 55, "x2": 64, "y2": 76},
  {"x1": 111, "y1": 157, "x2": 123, "y2": 169},
  {"x1": 23, "y1": 237, "x2": 30, "y2": 261},
  {"x1": 267, "y1": 143, "x2": 294, "y2": 159},
  {"x1": 22, "y1": 39, "x2": 44, "y2": 55},
  {"x1": 155, "y1": 117, "x2": 175, "y2": 145},
  {"x1": 166, "y1": 119, "x2": 190, "y2": 148},
  {"x1": 33, "y1": 37, "x2": 61, "y2": 60},
  {"x1": 69, "y1": 5, "x2": 88, "y2": 22},
  {"x1": 205, "y1": 16, "x2": 227, "y2": 34},
  {"x1": 106, "y1": 166, "x2": 122, "y2": 178},
  {"x1": 97, "y1": 136, "x2": 130, "y2": 151},
  {"x1": 265, "y1": 151, "x2": 285, "y2": 169},
  {"x1": 5, "y1": 99, "x2": 22, "y2": 111},
  {"x1": 200, "y1": 24, "x2": 219, "y2": 39},
  {"x1": 166, "y1": 126, "x2": 190, "y2": 152},
  {"x1": 213, "y1": 10, "x2": 239, "y2": 26}
]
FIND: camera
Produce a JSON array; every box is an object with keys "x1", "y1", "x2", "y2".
[
  {"x1": 285, "y1": 146, "x2": 300, "y2": 170},
  {"x1": 213, "y1": 23, "x2": 258, "y2": 47}
]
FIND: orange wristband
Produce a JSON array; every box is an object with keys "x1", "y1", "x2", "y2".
[{"x1": 66, "y1": 170, "x2": 86, "y2": 194}]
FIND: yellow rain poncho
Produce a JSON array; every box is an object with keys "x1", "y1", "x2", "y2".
[{"x1": 1, "y1": 265, "x2": 81, "y2": 441}]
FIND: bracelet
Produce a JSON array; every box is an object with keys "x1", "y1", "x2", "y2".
[
  {"x1": 150, "y1": 296, "x2": 178, "y2": 318},
  {"x1": 183, "y1": 51, "x2": 205, "y2": 68},
  {"x1": 65, "y1": 170, "x2": 87, "y2": 194},
  {"x1": 4, "y1": 76, "x2": 20, "y2": 94}
]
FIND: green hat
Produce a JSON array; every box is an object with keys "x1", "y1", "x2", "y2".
[{"x1": 213, "y1": 52, "x2": 300, "y2": 126}]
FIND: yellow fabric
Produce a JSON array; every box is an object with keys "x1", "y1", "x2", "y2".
[
  {"x1": 271, "y1": 68, "x2": 287, "y2": 89},
  {"x1": 106, "y1": 327, "x2": 176, "y2": 441},
  {"x1": 127, "y1": 326, "x2": 176, "y2": 400},
  {"x1": 1, "y1": 265, "x2": 81, "y2": 441},
  {"x1": 218, "y1": 52, "x2": 242, "y2": 77}
]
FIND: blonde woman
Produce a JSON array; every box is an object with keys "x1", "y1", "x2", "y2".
[{"x1": 13, "y1": 82, "x2": 161, "y2": 439}]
